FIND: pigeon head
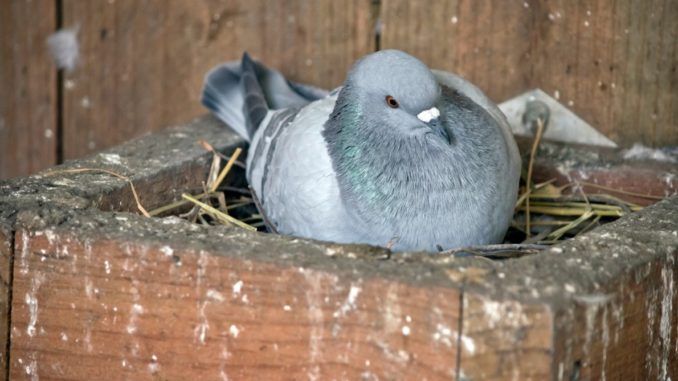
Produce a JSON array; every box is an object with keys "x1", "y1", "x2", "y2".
[{"x1": 346, "y1": 49, "x2": 442, "y2": 137}]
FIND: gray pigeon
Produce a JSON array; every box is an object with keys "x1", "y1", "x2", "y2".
[{"x1": 202, "y1": 50, "x2": 521, "y2": 252}]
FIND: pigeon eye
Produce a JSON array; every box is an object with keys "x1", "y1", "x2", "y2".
[{"x1": 385, "y1": 95, "x2": 399, "y2": 108}]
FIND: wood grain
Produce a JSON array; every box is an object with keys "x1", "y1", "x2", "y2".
[
  {"x1": 552, "y1": 251, "x2": 678, "y2": 380},
  {"x1": 10, "y1": 229, "x2": 461, "y2": 380},
  {"x1": 379, "y1": 0, "x2": 534, "y2": 103},
  {"x1": 0, "y1": 1, "x2": 57, "y2": 179},
  {"x1": 461, "y1": 293, "x2": 553, "y2": 380},
  {"x1": 61, "y1": 0, "x2": 376, "y2": 160},
  {"x1": 532, "y1": 0, "x2": 678, "y2": 146},
  {"x1": 0, "y1": 228, "x2": 13, "y2": 380},
  {"x1": 380, "y1": 0, "x2": 678, "y2": 146}
]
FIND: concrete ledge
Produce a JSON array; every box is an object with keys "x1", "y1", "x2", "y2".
[{"x1": 0, "y1": 115, "x2": 676, "y2": 380}]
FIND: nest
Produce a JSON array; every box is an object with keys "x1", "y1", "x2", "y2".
[{"x1": 46, "y1": 128, "x2": 659, "y2": 259}]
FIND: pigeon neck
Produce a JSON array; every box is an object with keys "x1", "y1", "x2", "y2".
[{"x1": 323, "y1": 85, "x2": 450, "y2": 211}]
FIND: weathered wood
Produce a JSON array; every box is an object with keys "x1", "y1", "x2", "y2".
[
  {"x1": 549, "y1": 202, "x2": 678, "y2": 380},
  {"x1": 10, "y1": 227, "x2": 462, "y2": 380},
  {"x1": 514, "y1": 136, "x2": 678, "y2": 206},
  {"x1": 0, "y1": 227, "x2": 13, "y2": 381},
  {"x1": 0, "y1": 1, "x2": 57, "y2": 179},
  {"x1": 380, "y1": 0, "x2": 678, "y2": 147},
  {"x1": 460, "y1": 294, "x2": 553, "y2": 380},
  {"x1": 379, "y1": 0, "x2": 534, "y2": 104},
  {"x1": 61, "y1": 0, "x2": 375, "y2": 160},
  {"x1": 532, "y1": 0, "x2": 678, "y2": 147}
]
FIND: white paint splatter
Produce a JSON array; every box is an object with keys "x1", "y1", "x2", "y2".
[
  {"x1": 25, "y1": 273, "x2": 45, "y2": 337},
  {"x1": 194, "y1": 251, "x2": 210, "y2": 344},
  {"x1": 283, "y1": 305, "x2": 292, "y2": 311},
  {"x1": 20, "y1": 231, "x2": 30, "y2": 275},
  {"x1": 25, "y1": 293, "x2": 38, "y2": 337},
  {"x1": 401, "y1": 326, "x2": 410, "y2": 336},
  {"x1": 229, "y1": 324, "x2": 240, "y2": 338},
  {"x1": 160, "y1": 246, "x2": 173, "y2": 257},
  {"x1": 24, "y1": 356, "x2": 38, "y2": 381},
  {"x1": 433, "y1": 323, "x2": 454, "y2": 347},
  {"x1": 206, "y1": 289, "x2": 225, "y2": 303},
  {"x1": 459, "y1": 334, "x2": 476, "y2": 354},
  {"x1": 84, "y1": 278, "x2": 94, "y2": 299},
  {"x1": 659, "y1": 259, "x2": 674, "y2": 381},
  {"x1": 333, "y1": 284, "x2": 361, "y2": 318},
  {"x1": 126, "y1": 304, "x2": 144, "y2": 334},
  {"x1": 232, "y1": 280, "x2": 243, "y2": 297}
]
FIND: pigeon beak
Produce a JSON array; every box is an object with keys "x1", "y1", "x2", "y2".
[
  {"x1": 417, "y1": 107, "x2": 440, "y2": 123},
  {"x1": 417, "y1": 106, "x2": 450, "y2": 143}
]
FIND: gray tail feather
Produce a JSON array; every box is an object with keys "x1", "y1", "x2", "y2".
[
  {"x1": 202, "y1": 61, "x2": 250, "y2": 140},
  {"x1": 240, "y1": 53, "x2": 270, "y2": 139},
  {"x1": 202, "y1": 52, "x2": 331, "y2": 141}
]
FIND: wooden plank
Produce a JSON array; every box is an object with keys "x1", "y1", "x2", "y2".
[
  {"x1": 531, "y1": 0, "x2": 678, "y2": 146},
  {"x1": 10, "y1": 229, "x2": 461, "y2": 380},
  {"x1": 61, "y1": 0, "x2": 375, "y2": 161},
  {"x1": 379, "y1": 0, "x2": 534, "y2": 103},
  {"x1": 0, "y1": 1, "x2": 57, "y2": 179},
  {"x1": 551, "y1": 231, "x2": 678, "y2": 380},
  {"x1": 460, "y1": 292, "x2": 553, "y2": 380},
  {"x1": 380, "y1": 0, "x2": 678, "y2": 147},
  {"x1": 0, "y1": 227, "x2": 13, "y2": 381}
]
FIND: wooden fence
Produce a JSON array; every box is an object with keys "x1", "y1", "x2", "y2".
[{"x1": 1, "y1": 0, "x2": 677, "y2": 179}]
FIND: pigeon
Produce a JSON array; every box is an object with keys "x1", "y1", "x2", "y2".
[{"x1": 202, "y1": 50, "x2": 521, "y2": 252}]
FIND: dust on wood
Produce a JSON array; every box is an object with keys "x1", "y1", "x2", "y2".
[
  {"x1": 10, "y1": 229, "x2": 462, "y2": 380},
  {"x1": 381, "y1": 0, "x2": 678, "y2": 146},
  {"x1": 0, "y1": 1, "x2": 58, "y2": 178},
  {"x1": 60, "y1": 0, "x2": 376, "y2": 161}
]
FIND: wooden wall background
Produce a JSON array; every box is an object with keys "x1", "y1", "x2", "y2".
[{"x1": 1, "y1": 0, "x2": 677, "y2": 179}]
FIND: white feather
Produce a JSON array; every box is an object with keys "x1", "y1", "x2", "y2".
[{"x1": 47, "y1": 27, "x2": 79, "y2": 72}]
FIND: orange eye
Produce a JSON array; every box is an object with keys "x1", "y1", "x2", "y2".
[{"x1": 385, "y1": 95, "x2": 399, "y2": 108}]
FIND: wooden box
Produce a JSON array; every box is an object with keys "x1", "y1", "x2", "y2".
[{"x1": 1, "y1": 116, "x2": 676, "y2": 380}]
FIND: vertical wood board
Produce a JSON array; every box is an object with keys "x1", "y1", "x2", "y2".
[
  {"x1": 61, "y1": 0, "x2": 376, "y2": 160},
  {"x1": 0, "y1": 1, "x2": 57, "y2": 179}
]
